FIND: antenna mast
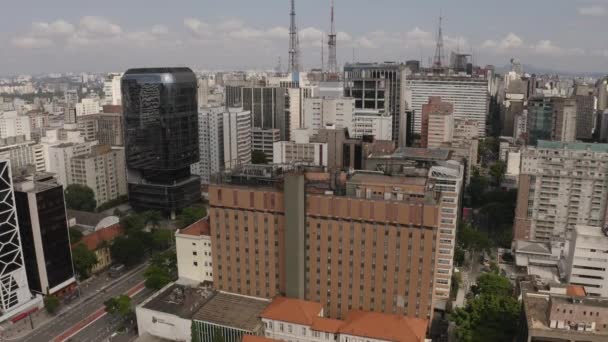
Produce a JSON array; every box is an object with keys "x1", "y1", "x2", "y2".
[
  {"x1": 432, "y1": 14, "x2": 445, "y2": 70},
  {"x1": 288, "y1": 0, "x2": 300, "y2": 75},
  {"x1": 327, "y1": 0, "x2": 338, "y2": 74}
]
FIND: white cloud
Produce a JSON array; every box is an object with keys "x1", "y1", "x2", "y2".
[
  {"x1": 578, "y1": 5, "x2": 607, "y2": 16},
  {"x1": 337, "y1": 31, "x2": 352, "y2": 42},
  {"x1": 184, "y1": 18, "x2": 210, "y2": 37},
  {"x1": 499, "y1": 33, "x2": 524, "y2": 49},
  {"x1": 299, "y1": 27, "x2": 324, "y2": 42},
  {"x1": 532, "y1": 40, "x2": 562, "y2": 55},
  {"x1": 481, "y1": 39, "x2": 497, "y2": 48},
  {"x1": 219, "y1": 19, "x2": 244, "y2": 31},
  {"x1": 31, "y1": 20, "x2": 74, "y2": 37},
  {"x1": 356, "y1": 37, "x2": 375, "y2": 49},
  {"x1": 11, "y1": 36, "x2": 53, "y2": 48},
  {"x1": 266, "y1": 27, "x2": 289, "y2": 39},
  {"x1": 150, "y1": 25, "x2": 169, "y2": 35},
  {"x1": 79, "y1": 16, "x2": 121, "y2": 36}
]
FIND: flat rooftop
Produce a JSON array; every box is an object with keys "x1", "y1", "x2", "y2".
[
  {"x1": 192, "y1": 292, "x2": 269, "y2": 331},
  {"x1": 142, "y1": 284, "x2": 215, "y2": 319},
  {"x1": 371, "y1": 148, "x2": 451, "y2": 162},
  {"x1": 349, "y1": 173, "x2": 427, "y2": 187}
]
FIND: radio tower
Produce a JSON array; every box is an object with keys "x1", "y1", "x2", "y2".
[
  {"x1": 327, "y1": 0, "x2": 338, "y2": 75},
  {"x1": 288, "y1": 0, "x2": 300, "y2": 75},
  {"x1": 432, "y1": 15, "x2": 445, "y2": 70}
]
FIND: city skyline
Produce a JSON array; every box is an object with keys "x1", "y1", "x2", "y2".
[{"x1": 1, "y1": 0, "x2": 607, "y2": 75}]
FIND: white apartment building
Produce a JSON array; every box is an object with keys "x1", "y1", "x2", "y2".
[
  {"x1": 223, "y1": 107, "x2": 252, "y2": 170},
  {"x1": 47, "y1": 141, "x2": 95, "y2": 187},
  {"x1": 515, "y1": 141, "x2": 608, "y2": 242},
  {"x1": 428, "y1": 161, "x2": 464, "y2": 301},
  {"x1": 253, "y1": 128, "x2": 280, "y2": 161},
  {"x1": 0, "y1": 111, "x2": 31, "y2": 140},
  {"x1": 287, "y1": 87, "x2": 313, "y2": 141},
  {"x1": 427, "y1": 111, "x2": 454, "y2": 148},
  {"x1": 75, "y1": 98, "x2": 102, "y2": 117},
  {"x1": 175, "y1": 218, "x2": 213, "y2": 284},
  {"x1": 0, "y1": 135, "x2": 45, "y2": 172},
  {"x1": 405, "y1": 75, "x2": 489, "y2": 136},
  {"x1": 260, "y1": 297, "x2": 428, "y2": 342},
  {"x1": 567, "y1": 225, "x2": 608, "y2": 297},
  {"x1": 303, "y1": 98, "x2": 354, "y2": 137},
  {"x1": 351, "y1": 110, "x2": 392, "y2": 140},
  {"x1": 192, "y1": 107, "x2": 224, "y2": 184},
  {"x1": 70, "y1": 145, "x2": 127, "y2": 206},
  {"x1": 273, "y1": 130, "x2": 328, "y2": 167},
  {"x1": 103, "y1": 73, "x2": 123, "y2": 106}
]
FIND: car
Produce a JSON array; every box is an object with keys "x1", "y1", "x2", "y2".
[{"x1": 108, "y1": 264, "x2": 125, "y2": 278}]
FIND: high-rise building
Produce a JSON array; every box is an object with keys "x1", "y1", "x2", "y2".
[
  {"x1": 70, "y1": 145, "x2": 127, "y2": 206},
  {"x1": 273, "y1": 130, "x2": 328, "y2": 166},
  {"x1": 574, "y1": 85, "x2": 595, "y2": 140},
  {"x1": 14, "y1": 177, "x2": 76, "y2": 295},
  {"x1": 64, "y1": 90, "x2": 78, "y2": 124},
  {"x1": 192, "y1": 107, "x2": 224, "y2": 185},
  {"x1": 352, "y1": 110, "x2": 392, "y2": 141},
  {"x1": 122, "y1": 68, "x2": 201, "y2": 214},
  {"x1": 405, "y1": 75, "x2": 488, "y2": 137},
  {"x1": 77, "y1": 112, "x2": 124, "y2": 146},
  {"x1": 223, "y1": 107, "x2": 252, "y2": 170},
  {"x1": 209, "y1": 162, "x2": 463, "y2": 320},
  {"x1": 514, "y1": 141, "x2": 608, "y2": 242},
  {"x1": 241, "y1": 87, "x2": 288, "y2": 140},
  {"x1": 303, "y1": 97, "x2": 354, "y2": 136},
  {"x1": 252, "y1": 128, "x2": 280, "y2": 162},
  {"x1": 286, "y1": 87, "x2": 312, "y2": 141},
  {"x1": 0, "y1": 111, "x2": 31, "y2": 140},
  {"x1": 75, "y1": 98, "x2": 102, "y2": 117},
  {"x1": 344, "y1": 63, "x2": 407, "y2": 142},
  {"x1": 0, "y1": 160, "x2": 38, "y2": 321},
  {"x1": 566, "y1": 225, "x2": 608, "y2": 297},
  {"x1": 0, "y1": 135, "x2": 45, "y2": 173},
  {"x1": 103, "y1": 73, "x2": 123, "y2": 106},
  {"x1": 421, "y1": 96, "x2": 454, "y2": 148},
  {"x1": 176, "y1": 218, "x2": 213, "y2": 284},
  {"x1": 527, "y1": 96, "x2": 577, "y2": 145},
  {"x1": 47, "y1": 141, "x2": 95, "y2": 187},
  {"x1": 552, "y1": 97, "x2": 577, "y2": 143},
  {"x1": 597, "y1": 77, "x2": 608, "y2": 112}
]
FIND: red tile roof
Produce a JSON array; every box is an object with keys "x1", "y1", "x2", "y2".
[
  {"x1": 242, "y1": 336, "x2": 276, "y2": 342},
  {"x1": 567, "y1": 285, "x2": 587, "y2": 297},
  {"x1": 260, "y1": 297, "x2": 323, "y2": 325},
  {"x1": 311, "y1": 317, "x2": 344, "y2": 333},
  {"x1": 179, "y1": 218, "x2": 210, "y2": 236},
  {"x1": 76, "y1": 224, "x2": 124, "y2": 251},
  {"x1": 339, "y1": 311, "x2": 428, "y2": 342}
]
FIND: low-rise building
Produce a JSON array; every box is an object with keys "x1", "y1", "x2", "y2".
[
  {"x1": 176, "y1": 218, "x2": 213, "y2": 285},
  {"x1": 273, "y1": 129, "x2": 328, "y2": 167},
  {"x1": 352, "y1": 110, "x2": 392, "y2": 141},
  {"x1": 252, "y1": 128, "x2": 280, "y2": 162},
  {"x1": 260, "y1": 297, "x2": 428, "y2": 342},
  {"x1": 76, "y1": 224, "x2": 123, "y2": 273},
  {"x1": 566, "y1": 225, "x2": 608, "y2": 297}
]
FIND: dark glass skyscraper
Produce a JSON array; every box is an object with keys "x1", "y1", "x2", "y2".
[{"x1": 122, "y1": 68, "x2": 201, "y2": 214}]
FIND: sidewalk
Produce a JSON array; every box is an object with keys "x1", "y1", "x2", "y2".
[{"x1": 0, "y1": 263, "x2": 147, "y2": 341}]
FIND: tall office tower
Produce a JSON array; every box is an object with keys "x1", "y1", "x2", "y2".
[
  {"x1": 0, "y1": 135, "x2": 45, "y2": 173},
  {"x1": 566, "y1": 225, "x2": 608, "y2": 297},
  {"x1": 252, "y1": 128, "x2": 280, "y2": 161},
  {"x1": 287, "y1": 87, "x2": 312, "y2": 141},
  {"x1": 303, "y1": 97, "x2": 354, "y2": 136},
  {"x1": 64, "y1": 90, "x2": 78, "y2": 124},
  {"x1": 70, "y1": 145, "x2": 127, "y2": 206},
  {"x1": 552, "y1": 97, "x2": 577, "y2": 143},
  {"x1": 420, "y1": 96, "x2": 453, "y2": 148},
  {"x1": 327, "y1": 0, "x2": 338, "y2": 75},
  {"x1": 222, "y1": 107, "x2": 252, "y2": 170},
  {"x1": 209, "y1": 162, "x2": 463, "y2": 320},
  {"x1": 0, "y1": 160, "x2": 37, "y2": 321},
  {"x1": 225, "y1": 85, "x2": 243, "y2": 107},
  {"x1": 0, "y1": 111, "x2": 32, "y2": 140},
  {"x1": 241, "y1": 87, "x2": 288, "y2": 140},
  {"x1": 597, "y1": 77, "x2": 608, "y2": 112},
  {"x1": 514, "y1": 141, "x2": 608, "y2": 242},
  {"x1": 288, "y1": 0, "x2": 300, "y2": 76},
  {"x1": 405, "y1": 75, "x2": 489, "y2": 136},
  {"x1": 344, "y1": 63, "x2": 407, "y2": 143},
  {"x1": 527, "y1": 96, "x2": 553, "y2": 145},
  {"x1": 197, "y1": 78, "x2": 210, "y2": 108},
  {"x1": 574, "y1": 85, "x2": 595, "y2": 140},
  {"x1": 77, "y1": 111, "x2": 124, "y2": 146},
  {"x1": 192, "y1": 107, "x2": 224, "y2": 185},
  {"x1": 14, "y1": 177, "x2": 76, "y2": 295},
  {"x1": 103, "y1": 73, "x2": 123, "y2": 106},
  {"x1": 352, "y1": 110, "x2": 392, "y2": 140},
  {"x1": 122, "y1": 68, "x2": 201, "y2": 214}
]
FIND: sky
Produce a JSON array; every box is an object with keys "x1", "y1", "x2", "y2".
[{"x1": 1, "y1": 0, "x2": 607, "y2": 75}]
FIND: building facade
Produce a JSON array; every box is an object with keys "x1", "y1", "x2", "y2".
[
  {"x1": 122, "y1": 68, "x2": 201, "y2": 214},
  {"x1": 351, "y1": 110, "x2": 392, "y2": 141},
  {"x1": 0, "y1": 135, "x2": 45, "y2": 173},
  {"x1": 253, "y1": 128, "x2": 280, "y2": 162},
  {"x1": 192, "y1": 107, "x2": 224, "y2": 184},
  {"x1": 103, "y1": 73, "x2": 123, "y2": 106},
  {"x1": 223, "y1": 107, "x2": 252, "y2": 170},
  {"x1": 273, "y1": 136, "x2": 328, "y2": 167},
  {"x1": 14, "y1": 178, "x2": 76, "y2": 295},
  {"x1": 303, "y1": 97, "x2": 354, "y2": 137},
  {"x1": 175, "y1": 218, "x2": 213, "y2": 284},
  {"x1": 566, "y1": 225, "x2": 608, "y2": 297},
  {"x1": 77, "y1": 112, "x2": 124, "y2": 146},
  {"x1": 514, "y1": 141, "x2": 608, "y2": 241},
  {"x1": 70, "y1": 145, "x2": 127, "y2": 206},
  {"x1": 241, "y1": 86, "x2": 288, "y2": 140},
  {"x1": 421, "y1": 96, "x2": 454, "y2": 148}
]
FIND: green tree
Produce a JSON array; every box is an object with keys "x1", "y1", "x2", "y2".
[
  {"x1": 489, "y1": 161, "x2": 507, "y2": 186},
  {"x1": 466, "y1": 168, "x2": 489, "y2": 207},
  {"x1": 151, "y1": 229, "x2": 173, "y2": 250},
  {"x1": 64, "y1": 184, "x2": 96, "y2": 212},
  {"x1": 72, "y1": 243, "x2": 98, "y2": 278},
  {"x1": 176, "y1": 206, "x2": 207, "y2": 228},
  {"x1": 44, "y1": 295, "x2": 60, "y2": 315},
  {"x1": 454, "y1": 247, "x2": 465, "y2": 267},
  {"x1": 457, "y1": 223, "x2": 491, "y2": 253},
  {"x1": 451, "y1": 293, "x2": 520, "y2": 342},
  {"x1": 474, "y1": 273, "x2": 513, "y2": 298},
  {"x1": 120, "y1": 214, "x2": 146, "y2": 235},
  {"x1": 110, "y1": 236, "x2": 145, "y2": 266},
  {"x1": 143, "y1": 211, "x2": 163, "y2": 229},
  {"x1": 69, "y1": 227, "x2": 83, "y2": 243},
  {"x1": 251, "y1": 150, "x2": 268, "y2": 164},
  {"x1": 104, "y1": 295, "x2": 133, "y2": 319},
  {"x1": 144, "y1": 265, "x2": 172, "y2": 290}
]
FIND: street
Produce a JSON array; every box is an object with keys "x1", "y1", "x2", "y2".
[
  {"x1": 15, "y1": 265, "x2": 148, "y2": 342},
  {"x1": 66, "y1": 288, "x2": 155, "y2": 342}
]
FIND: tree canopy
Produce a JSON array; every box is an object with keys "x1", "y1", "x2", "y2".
[
  {"x1": 64, "y1": 184, "x2": 96, "y2": 212},
  {"x1": 110, "y1": 236, "x2": 145, "y2": 267},
  {"x1": 104, "y1": 295, "x2": 133, "y2": 319},
  {"x1": 251, "y1": 150, "x2": 268, "y2": 164},
  {"x1": 176, "y1": 206, "x2": 207, "y2": 229},
  {"x1": 72, "y1": 243, "x2": 98, "y2": 278},
  {"x1": 120, "y1": 214, "x2": 146, "y2": 235},
  {"x1": 144, "y1": 265, "x2": 172, "y2": 290},
  {"x1": 44, "y1": 295, "x2": 60, "y2": 315},
  {"x1": 69, "y1": 227, "x2": 83, "y2": 243},
  {"x1": 489, "y1": 161, "x2": 507, "y2": 186}
]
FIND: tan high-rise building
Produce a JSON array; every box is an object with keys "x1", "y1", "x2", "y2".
[
  {"x1": 421, "y1": 97, "x2": 454, "y2": 148},
  {"x1": 210, "y1": 163, "x2": 463, "y2": 321}
]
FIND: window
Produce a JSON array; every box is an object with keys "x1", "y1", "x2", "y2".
[
  {"x1": 302, "y1": 327, "x2": 306, "y2": 335},
  {"x1": 279, "y1": 323, "x2": 284, "y2": 332},
  {"x1": 193, "y1": 251, "x2": 197, "y2": 256},
  {"x1": 193, "y1": 261, "x2": 198, "y2": 266},
  {"x1": 288, "y1": 325, "x2": 292, "y2": 333}
]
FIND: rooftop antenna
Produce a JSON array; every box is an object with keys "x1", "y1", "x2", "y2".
[
  {"x1": 288, "y1": 0, "x2": 301, "y2": 76},
  {"x1": 321, "y1": 36, "x2": 325, "y2": 72},
  {"x1": 327, "y1": 0, "x2": 338, "y2": 74},
  {"x1": 432, "y1": 11, "x2": 445, "y2": 69}
]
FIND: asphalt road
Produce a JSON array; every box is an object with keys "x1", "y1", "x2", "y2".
[
  {"x1": 66, "y1": 288, "x2": 155, "y2": 342},
  {"x1": 19, "y1": 266, "x2": 147, "y2": 342}
]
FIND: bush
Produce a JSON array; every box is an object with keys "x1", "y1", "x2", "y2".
[{"x1": 44, "y1": 295, "x2": 60, "y2": 315}]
